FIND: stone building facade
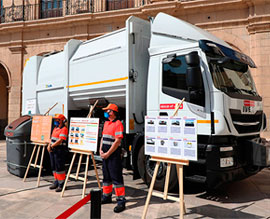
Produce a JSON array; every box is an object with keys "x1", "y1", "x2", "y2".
[{"x1": 0, "y1": 0, "x2": 270, "y2": 138}]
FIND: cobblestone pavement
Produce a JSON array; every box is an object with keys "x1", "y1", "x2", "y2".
[{"x1": 0, "y1": 140, "x2": 269, "y2": 219}]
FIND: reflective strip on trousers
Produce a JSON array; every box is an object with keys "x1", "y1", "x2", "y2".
[
  {"x1": 53, "y1": 171, "x2": 57, "y2": 180},
  {"x1": 103, "y1": 184, "x2": 113, "y2": 196},
  {"x1": 114, "y1": 186, "x2": 125, "y2": 197},
  {"x1": 56, "y1": 171, "x2": 66, "y2": 181}
]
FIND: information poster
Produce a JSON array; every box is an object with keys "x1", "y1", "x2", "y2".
[
  {"x1": 31, "y1": 115, "x2": 52, "y2": 143},
  {"x1": 145, "y1": 116, "x2": 197, "y2": 161},
  {"x1": 68, "y1": 117, "x2": 99, "y2": 153},
  {"x1": 25, "y1": 99, "x2": 36, "y2": 115}
]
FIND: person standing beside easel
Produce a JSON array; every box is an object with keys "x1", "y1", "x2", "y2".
[
  {"x1": 47, "y1": 114, "x2": 68, "y2": 192},
  {"x1": 100, "y1": 103, "x2": 126, "y2": 213}
]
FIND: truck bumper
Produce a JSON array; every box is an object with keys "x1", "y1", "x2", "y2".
[{"x1": 205, "y1": 137, "x2": 270, "y2": 188}]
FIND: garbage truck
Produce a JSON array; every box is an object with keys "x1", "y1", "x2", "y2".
[{"x1": 22, "y1": 13, "x2": 270, "y2": 189}]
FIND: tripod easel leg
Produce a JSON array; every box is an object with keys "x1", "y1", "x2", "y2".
[
  {"x1": 61, "y1": 152, "x2": 76, "y2": 197},
  {"x1": 142, "y1": 161, "x2": 160, "y2": 219},
  {"x1": 91, "y1": 152, "x2": 101, "y2": 188},
  {"x1": 37, "y1": 145, "x2": 45, "y2": 187},
  {"x1": 176, "y1": 164, "x2": 185, "y2": 219},
  {"x1": 23, "y1": 144, "x2": 37, "y2": 182},
  {"x1": 163, "y1": 163, "x2": 171, "y2": 200},
  {"x1": 82, "y1": 154, "x2": 90, "y2": 198},
  {"x1": 34, "y1": 145, "x2": 41, "y2": 167},
  {"x1": 76, "y1": 154, "x2": 83, "y2": 180}
]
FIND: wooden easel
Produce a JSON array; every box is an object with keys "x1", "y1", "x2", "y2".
[
  {"x1": 23, "y1": 142, "x2": 48, "y2": 187},
  {"x1": 142, "y1": 98, "x2": 187, "y2": 219},
  {"x1": 142, "y1": 157, "x2": 189, "y2": 219},
  {"x1": 23, "y1": 103, "x2": 58, "y2": 187},
  {"x1": 61, "y1": 100, "x2": 101, "y2": 198}
]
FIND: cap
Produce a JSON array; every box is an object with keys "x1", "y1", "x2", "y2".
[
  {"x1": 54, "y1": 114, "x2": 66, "y2": 121},
  {"x1": 102, "y1": 103, "x2": 118, "y2": 112}
]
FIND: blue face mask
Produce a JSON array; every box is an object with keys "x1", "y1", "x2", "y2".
[
  {"x1": 104, "y1": 112, "x2": 109, "y2": 119},
  {"x1": 54, "y1": 121, "x2": 60, "y2": 127}
]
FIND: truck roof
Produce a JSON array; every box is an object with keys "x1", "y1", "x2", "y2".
[{"x1": 151, "y1": 13, "x2": 230, "y2": 49}]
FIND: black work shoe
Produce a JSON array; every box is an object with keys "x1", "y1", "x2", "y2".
[
  {"x1": 114, "y1": 204, "x2": 125, "y2": 213},
  {"x1": 55, "y1": 187, "x2": 63, "y2": 192},
  {"x1": 49, "y1": 184, "x2": 58, "y2": 190},
  {"x1": 101, "y1": 196, "x2": 112, "y2": 204}
]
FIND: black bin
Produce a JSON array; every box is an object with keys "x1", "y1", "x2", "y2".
[{"x1": 4, "y1": 115, "x2": 38, "y2": 177}]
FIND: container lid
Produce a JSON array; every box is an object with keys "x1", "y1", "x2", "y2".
[{"x1": 5, "y1": 115, "x2": 31, "y2": 137}]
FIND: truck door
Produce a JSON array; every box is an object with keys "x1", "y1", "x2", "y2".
[{"x1": 159, "y1": 50, "x2": 210, "y2": 127}]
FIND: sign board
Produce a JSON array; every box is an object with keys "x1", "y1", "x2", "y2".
[
  {"x1": 31, "y1": 115, "x2": 53, "y2": 143},
  {"x1": 68, "y1": 117, "x2": 99, "y2": 153},
  {"x1": 25, "y1": 99, "x2": 36, "y2": 115},
  {"x1": 145, "y1": 116, "x2": 198, "y2": 161}
]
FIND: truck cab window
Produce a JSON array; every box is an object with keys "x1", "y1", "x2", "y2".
[
  {"x1": 208, "y1": 59, "x2": 259, "y2": 97},
  {"x1": 162, "y1": 55, "x2": 205, "y2": 107},
  {"x1": 162, "y1": 55, "x2": 189, "y2": 100}
]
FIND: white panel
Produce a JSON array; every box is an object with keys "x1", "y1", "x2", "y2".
[
  {"x1": 37, "y1": 88, "x2": 65, "y2": 115},
  {"x1": 38, "y1": 52, "x2": 65, "y2": 85},
  {"x1": 71, "y1": 29, "x2": 126, "y2": 61}
]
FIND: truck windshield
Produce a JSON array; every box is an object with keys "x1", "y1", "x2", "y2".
[{"x1": 208, "y1": 58, "x2": 259, "y2": 97}]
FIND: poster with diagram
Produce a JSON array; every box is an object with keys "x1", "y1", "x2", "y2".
[
  {"x1": 31, "y1": 115, "x2": 52, "y2": 143},
  {"x1": 145, "y1": 116, "x2": 197, "y2": 161},
  {"x1": 68, "y1": 117, "x2": 99, "y2": 153}
]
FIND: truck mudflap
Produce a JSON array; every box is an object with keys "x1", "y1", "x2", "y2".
[{"x1": 247, "y1": 138, "x2": 270, "y2": 167}]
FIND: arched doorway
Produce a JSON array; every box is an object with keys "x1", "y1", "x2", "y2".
[{"x1": 0, "y1": 63, "x2": 10, "y2": 139}]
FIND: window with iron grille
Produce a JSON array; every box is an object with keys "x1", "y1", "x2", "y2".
[
  {"x1": 106, "y1": 0, "x2": 134, "y2": 11},
  {"x1": 40, "y1": 0, "x2": 63, "y2": 19}
]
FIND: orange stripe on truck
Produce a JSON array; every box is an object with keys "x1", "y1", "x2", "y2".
[
  {"x1": 68, "y1": 77, "x2": 128, "y2": 88},
  {"x1": 197, "y1": 120, "x2": 219, "y2": 123}
]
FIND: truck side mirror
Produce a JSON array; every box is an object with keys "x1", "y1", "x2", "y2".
[
  {"x1": 185, "y1": 51, "x2": 200, "y2": 66},
  {"x1": 186, "y1": 66, "x2": 202, "y2": 88}
]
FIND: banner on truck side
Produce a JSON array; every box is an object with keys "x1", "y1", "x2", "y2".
[
  {"x1": 31, "y1": 115, "x2": 53, "y2": 143},
  {"x1": 145, "y1": 116, "x2": 198, "y2": 161},
  {"x1": 68, "y1": 117, "x2": 99, "y2": 153}
]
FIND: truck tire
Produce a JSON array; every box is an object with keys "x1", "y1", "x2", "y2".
[{"x1": 137, "y1": 145, "x2": 178, "y2": 191}]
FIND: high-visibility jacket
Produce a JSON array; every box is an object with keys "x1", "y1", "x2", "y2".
[
  {"x1": 51, "y1": 126, "x2": 68, "y2": 145},
  {"x1": 102, "y1": 119, "x2": 123, "y2": 156}
]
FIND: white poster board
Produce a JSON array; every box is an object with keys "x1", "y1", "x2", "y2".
[
  {"x1": 68, "y1": 117, "x2": 99, "y2": 153},
  {"x1": 25, "y1": 99, "x2": 36, "y2": 115},
  {"x1": 145, "y1": 116, "x2": 197, "y2": 161}
]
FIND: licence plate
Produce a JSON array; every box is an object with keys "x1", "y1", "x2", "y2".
[{"x1": 220, "y1": 157, "x2": 234, "y2": 168}]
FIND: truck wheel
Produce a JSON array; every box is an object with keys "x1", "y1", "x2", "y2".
[{"x1": 137, "y1": 145, "x2": 178, "y2": 191}]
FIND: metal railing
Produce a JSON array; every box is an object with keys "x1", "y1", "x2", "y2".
[
  {"x1": 0, "y1": 4, "x2": 37, "y2": 23},
  {"x1": 65, "y1": 0, "x2": 138, "y2": 15},
  {"x1": 40, "y1": 0, "x2": 63, "y2": 19},
  {"x1": 0, "y1": 0, "x2": 198, "y2": 23}
]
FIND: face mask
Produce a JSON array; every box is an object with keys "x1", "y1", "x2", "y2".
[
  {"x1": 104, "y1": 112, "x2": 109, "y2": 119},
  {"x1": 54, "y1": 121, "x2": 60, "y2": 127}
]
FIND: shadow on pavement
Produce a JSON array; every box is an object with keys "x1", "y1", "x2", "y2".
[{"x1": 185, "y1": 204, "x2": 263, "y2": 219}]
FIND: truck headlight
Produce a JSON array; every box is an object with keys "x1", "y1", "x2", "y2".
[{"x1": 220, "y1": 157, "x2": 234, "y2": 168}]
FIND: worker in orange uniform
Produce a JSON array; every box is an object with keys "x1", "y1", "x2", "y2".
[
  {"x1": 100, "y1": 103, "x2": 126, "y2": 213},
  {"x1": 47, "y1": 114, "x2": 68, "y2": 192}
]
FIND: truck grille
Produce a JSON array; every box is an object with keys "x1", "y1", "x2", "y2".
[{"x1": 229, "y1": 109, "x2": 262, "y2": 134}]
